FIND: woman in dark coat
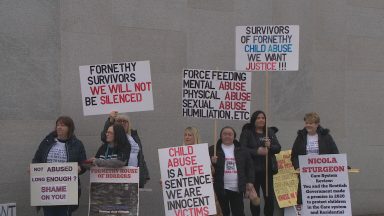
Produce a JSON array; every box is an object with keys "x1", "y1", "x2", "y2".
[
  {"x1": 291, "y1": 112, "x2": 339, "y2": 204},
  {"x1": 209, "y1": 126, "x2": 254, "y2": 216},
  {"x1": 239, "y1": 110, "x2": 281, "y2": 216},
  {"x1": 101, "y1": 111, "x2": 150, "y2": 188},
  {"x1": 93, "y1": 123, "x2": 131, "y2": 168},
  {"x1": 32, "y1": 116, "x2": 87, "y2": 216}
]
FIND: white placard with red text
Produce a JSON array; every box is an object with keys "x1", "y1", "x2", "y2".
[
  {"x1": 30, "y1": 163, "x2": 78, "y2": 206},
  {"x1": 158, "y1": 143, "x2": 216, "y2": 216},
  {"x1": 182, "y1": 69, "x2": 251, "y2": 121},
  {"x1": 299, "y1": 154, "x2": 352, "y2": 215},
  {"x1": 79, "y1": 60, "x2": 154, "y2": 116},
  {"x1": 236, "y1": 25, "x2": 299, "y2": 71}
]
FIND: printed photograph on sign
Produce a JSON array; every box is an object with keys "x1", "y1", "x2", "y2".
[
  {"x1": 79, "y1": 61, "x2": 154, "y2": 116},
  {"x1": 182, "y1": 69, "x2": 252, "y2": 121},
  {"x1": 236, "y1": 25, "x2": 300, "y2": 71},
  {"x1": 89, "y1": 167, "x2": 140, "y2": 216},
  {"x1": 89, "y1": 183, "x2": 138, "y2": 216}
]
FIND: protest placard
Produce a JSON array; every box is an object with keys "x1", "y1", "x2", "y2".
[
  {"x1": 0, "y1": 203, "x2": 16, "y2": 216},
  {"x1": 182, "y1": 69, "x2": 252, "y2": 120},
  {"x1": 273, "y1": 150, "x2": 299, "y2": 208},
  {"x1": 79, "y1": 61, "x2": 154, "y2": 116},
  {"x1": 158, "y1": 143, "x2": 216, "y2": 216},
  {"x1": 299, "y1": 154, "x2": 352, "y2": 215},
  {"x1": 30, "y1": 163, "x2": 78, "y2": 206},
  {"x1": 89, "y1": 166, "x2": 139, "y2": 216},
  {"x1": 236, "y1": 25, "x2": 299, "y2": 71}
]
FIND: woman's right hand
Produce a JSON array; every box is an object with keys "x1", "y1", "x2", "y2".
[
  {"x1": 211, "y1": 156, "x2": 218, "y2": 164},
  {"x1": 86, "y1": 157, "x2": 96, "y2": 166},
  {"x1": 109, "y1": 111, "x2": 118, "y2": 122}
]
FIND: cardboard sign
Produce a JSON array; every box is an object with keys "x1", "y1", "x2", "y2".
[
  {"x1": 273, "y1": 150, "x2": 299, "y2": 208},
  {"x1": 79, "y1": 61, "x2": 154, "y2": 116},
  {"x1": 30, "y1": 163, "x2": 78, "y2": 206},
  {"x1": 182, "y1": 69, "x2": 251, "y2": 120},
  {"x1": 158, "y1": 143, "x2": 216, "y2": 216},
  {"x1": 236, "y1": 25, "x2": 299, "y2": 71},
  {"x1": 299, "y1": 154, "x2": 352, "y2": 215}
]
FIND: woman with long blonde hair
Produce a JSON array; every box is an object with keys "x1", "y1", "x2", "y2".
[{"x1": 183, "y1": 126, "x2": 223, "y2": 216}]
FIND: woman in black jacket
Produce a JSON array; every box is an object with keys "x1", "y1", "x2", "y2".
[
  {"x1": 101, "y1": 111, "x2": 150, "y2": 188},
  {"x1": 291, "y1": 112, "x2": 339, "y2": 204},
  {"x1": 239, "y1": 110, "x2": 281, "y2": 216},
  {"x1": 93, "y1": 123, "x2": 131, "y2": 168},
  {"x1": 209, "y1": 126, "x2": 254, "y2": 216},
  {"x1": 32, "y1": 116, "x2": 87, "y2": 216}
]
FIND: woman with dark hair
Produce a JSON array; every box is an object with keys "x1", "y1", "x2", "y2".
[
  {"x1": 239, "y1": 110, "x2": 281, "y2": 216},
  {"x1": 101, "y1": 111, "x2": 149, "y2": 187},
  {"x1": 92, "y1": 123, "x2": 131, "y2": 168},
  {"x1": 209, "y1": 126, "x2": 254, "y2": 216},
  {"x1": 32, "y1": 116, "x2": 87, "y2": 216}
]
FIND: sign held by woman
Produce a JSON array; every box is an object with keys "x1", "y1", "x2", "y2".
[
  {"x1": 158, "y1": 143, "x2": 216, "y2": 216},
  {"x1": 79, "y1": 61, "x2": 154, "y2": 116}
]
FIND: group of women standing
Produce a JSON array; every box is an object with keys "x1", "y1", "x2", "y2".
[
  {"x1": 32, "y1": 112, "x2": 150, "y2": 216},
  {"x1": 201, "y1": 110, "x2": 281, "y2": 216},
  {"x1": 32, "y1": 110, "x2": 339, "y2": 216},
  {"x1": 183, "y1": 111, "x2": 339, "y2": 216}
]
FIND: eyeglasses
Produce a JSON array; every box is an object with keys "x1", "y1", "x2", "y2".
[
  {"x1": 106, "y1": 131, "x2": 114, "y2": 135},
  {"x1": 116, "y1": 119, "x2": 128, "y2": 124}
]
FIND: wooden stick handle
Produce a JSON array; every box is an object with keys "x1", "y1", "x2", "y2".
[
  {"x1": 213, "y1": 67, "x2": 219, "y2": 157},
  {"x1": 214, "y1": 119, "x2": 217, "y2": 157},
  {"x1": 266, "y1": 148, "x2": 269, "y2": 197},
  {"x1": 293, "y1": 168, "x2": 360, "y2": 174},
  {"x1": 265, "y1": 71, "x2": 269, "y2": 197}
]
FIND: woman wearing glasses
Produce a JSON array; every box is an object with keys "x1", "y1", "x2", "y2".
[
  {"x1": 92, "y1": 123, "x2": 131, "y2": 167},
  {"x1": 101, "y1": 111, "x2": 150, "y2": 188}
]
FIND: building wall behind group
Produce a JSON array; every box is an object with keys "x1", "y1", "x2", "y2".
[{"x1": 1, "y1": 0, "x2": 383, "y2": 215}]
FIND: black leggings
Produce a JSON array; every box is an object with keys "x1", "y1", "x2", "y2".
[
  {"x1": 43, "y1": 206, "x2": 71, "y2": 216},
  {"x1": 217, "y1": 189, "x2": 245, "y2": 216},
  {"x1": 250, "y1": 171, "x2": 275, "y2": 216}
]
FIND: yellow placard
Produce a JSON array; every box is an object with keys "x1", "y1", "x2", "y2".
[{"x1": 273, "y1": 150, "x2": 299, "y2": 208}]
